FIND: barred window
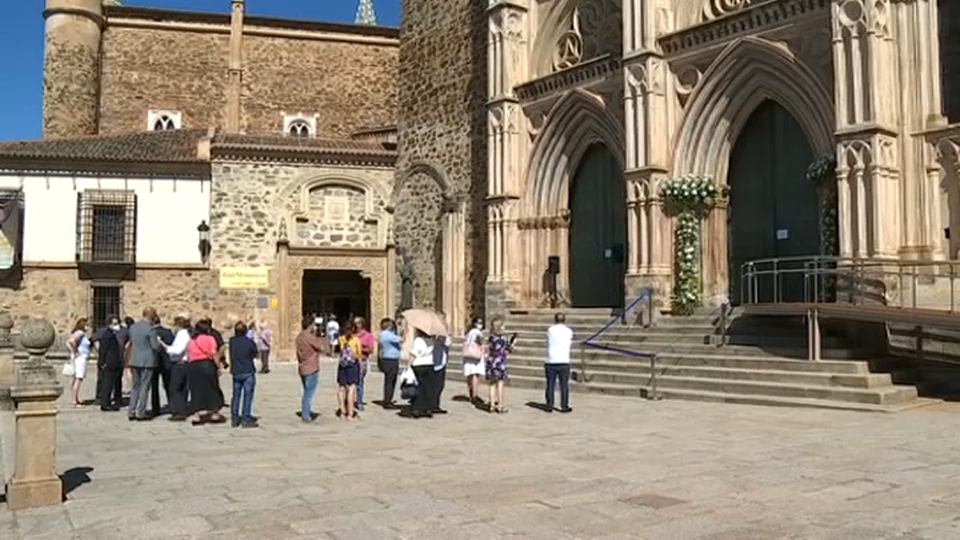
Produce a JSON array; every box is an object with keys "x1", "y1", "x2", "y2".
[
  {"x1": 76, "y1": 191, "x2": 137, "y2": 264},
  {"x1": 91, "y1": 285, "x2": 122, "y2": 331}
]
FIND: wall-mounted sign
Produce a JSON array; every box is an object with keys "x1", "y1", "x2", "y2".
[
  {"x1": 776, "y1": 229, "x2": 789, "y2": 240},
  {"x1": 219, "y1": 267, "x2": 270, "y2": 289}
]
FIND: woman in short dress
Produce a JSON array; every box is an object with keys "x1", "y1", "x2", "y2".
[
  {"x1": 462, "y1": 316, "x2": 486, "y2": 404},
  {"x1": 486, "y1": 317, "x2": 513, "y2": 414},
  {"x1": 67, "y1": 318, "x2": 91, "y2": 408},
  {"x1": 337, "y1": 323, "x2": 362, "y2": 420}
]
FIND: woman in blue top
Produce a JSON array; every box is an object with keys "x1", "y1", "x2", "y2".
[
  {"x1": 377, "y1": 318, "x2": 402, "y2": 408},
  {"x1": 67, "y1": 318, "x2": 92, "y2": 408}
]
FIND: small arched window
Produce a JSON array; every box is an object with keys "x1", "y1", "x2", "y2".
[
  {"x1": 153, "y1": 115, "x2": 177, "y2": 131},
  {"x1": 288, "y1": 119, "x2": 312, "y2": 138}
]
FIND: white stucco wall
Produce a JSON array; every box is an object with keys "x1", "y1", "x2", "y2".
[{"x1": 0, "y1": 173, "x2": 211, "y2": 265}]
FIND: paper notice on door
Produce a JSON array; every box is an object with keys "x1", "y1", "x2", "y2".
[
  {"x1": 776, "y1": 229, "x2": 789, "y2": 240},
  {"x1": 604, "y1": 248, "x2": 612, "y2": 258}
]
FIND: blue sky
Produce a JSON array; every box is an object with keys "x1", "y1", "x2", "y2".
[{"x1": 0, "y1": 0, "x2": 400, "y2": 142}]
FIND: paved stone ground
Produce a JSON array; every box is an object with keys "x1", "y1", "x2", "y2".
[{"x1": 2, "y1": 360, "x2": 960, "y2": 539}]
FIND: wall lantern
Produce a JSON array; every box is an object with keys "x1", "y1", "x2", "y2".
[{"x1": 197, "y1": 220, "x2": 211, "y2": 262}]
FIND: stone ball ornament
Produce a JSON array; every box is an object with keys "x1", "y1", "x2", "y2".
[
  {"x1": 0, "y1": 311, "x2": 13, "y2": 330},
  {"x1": 20, "y1": 317, "x2": 56, "y2": 352}
]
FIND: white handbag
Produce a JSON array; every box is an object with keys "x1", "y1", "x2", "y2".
[{"x1": 62, "y1": 361, "x2": 75, "y2": 377}]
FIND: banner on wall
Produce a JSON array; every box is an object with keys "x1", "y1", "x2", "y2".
[
  {"x1": 219, "y1": 267, "x2": 270, "y2": 289},
  {"x1": 0, "y1": 192, "x2": 23, "y2": 271}
]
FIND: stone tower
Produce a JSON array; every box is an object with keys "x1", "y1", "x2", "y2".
[
  {"x1": 355, "y1": 0, "x2": 377, "y2": 25},
  {"x1": 42, "y1": 0, "x2": 103, "y2": 139}
]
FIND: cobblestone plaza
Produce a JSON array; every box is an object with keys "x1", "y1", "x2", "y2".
[{"x1": 2, "y1": 362, "x2": 960, "y2": 539}]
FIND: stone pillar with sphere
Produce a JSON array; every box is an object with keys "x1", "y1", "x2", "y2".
[
  {"x1": 0, "y1": 312, "x2": 15, "y2": 409},
  {"x1": 5, "y1": 318, "x2": 63, "y2": 511}
]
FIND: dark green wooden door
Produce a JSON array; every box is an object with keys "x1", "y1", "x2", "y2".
[
  {"x1": 568, "y1": 143, "x2": 627, "y2": 308},
  {"x1": 728, "y1": 100, "x2": 819, "y2": 304}
]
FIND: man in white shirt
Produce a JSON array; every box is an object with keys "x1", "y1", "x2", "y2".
[
  {"x1": 325, "y1": 316, "x2": 340, "y2": 355},
  {"x1": 545, "y1": 312, "x2": 573, "y2": 413}
]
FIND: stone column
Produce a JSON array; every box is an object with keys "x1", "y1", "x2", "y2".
[
  {"x1": 0, "y1": 312, "x2": 15, "y2": 409},
  {"x1": 5, "y1": 318, "x2": 63, "y2": 511}
]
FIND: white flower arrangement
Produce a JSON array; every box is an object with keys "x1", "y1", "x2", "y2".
[{"x1": 659, "y1": 175, "x2": 720, "y2": 316}]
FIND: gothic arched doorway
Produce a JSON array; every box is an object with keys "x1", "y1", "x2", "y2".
[
  {"x1": 727, "y1": 99, "x2": 819, "y2": 303},
  {"x1": 568, "y1": 143, "x2": 627, "y2": 307}
]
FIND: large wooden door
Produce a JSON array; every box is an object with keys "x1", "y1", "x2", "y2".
[
  {"x1": 568, "y1": 143, "x2": 627, "y2": 307},
  {"x1": 728, "y1": 100, "x2": 819, "y2": 303}
]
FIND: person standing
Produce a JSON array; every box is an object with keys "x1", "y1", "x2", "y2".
[
  {"x1": 229, "y1": 321, "x2": 259, "y2": 428},
  {"x1": 377, "y1": 318, "x2": 401, "y2": 408},
  {"x1": 162, "y1": 315, "x2": 192, "y2": 421},
  {"x1": 337, "y1": 324, "x2": 363, "y2": 420},
  {"x1": 127, "y1": 308, "x2": 159, "y2": 421},
  {"x1": 486, "y1": 317, "x2": 513, "y2": 414},
  {"x1": 353, "y1": 316, "x2": 375, "y2": 411},
  {"x1": 408, "y1": 329, "x2": 437, "y2": 419},
  {"x1": 462, "y1": 317, "x2": 486, "y2": 405},
  {"x1": 67, "y1": 318, "x2": 91, "y2": 408},
  {"x1": 150, "y1": 315, "x2": 174, "y2": 417},
  {"x1": 432, "y1": 331, "x2": 450, "y2": 415},
  {"x1": 121, "y1": 316, "x2": 134, "y2": 395},
  {"x1": 256, "y1": 322, "x2": 272, "y2": 374},
  {"x1": 92, "y1": 321, "x2": 124, "y2": 411},
  {"x1": 326, "y1": 315, "x2": 340, "y2": 355},
  {"x1": 96, "y1": 315, "x2": 127, "y2": 403},
  {"x1": 545, "y1": 312, "x2": 573, "y2": 413},
  {"x1": 296, "y1": 317, "x2": 324, "y2": 423},
  {"x1": 185, "y1": 320, "x2": 226, "y2": 425}
]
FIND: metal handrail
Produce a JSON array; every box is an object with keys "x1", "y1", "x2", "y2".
[
  {"x1": 739, "y1": 255, "x2": 960, "y2": 314},
  {"x1": 580, "y1": 288, "x2": 661, "y2": 400}
]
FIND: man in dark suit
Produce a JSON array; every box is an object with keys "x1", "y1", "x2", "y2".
[
  {"x1": 151, "y1": 315, "x2": 174, "y2": 417},
  {"x1": 93, "y1": 321, "x2": 124, "y2": 411}
]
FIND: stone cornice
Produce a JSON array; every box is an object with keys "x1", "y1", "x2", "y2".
[
  {"x1": 514, "y1": 54, "x2": 621, "y2": 104},
  {"x1": 835, "y1": 123, "x2": 900, "y2": 140},
  {"x1": 210, "y1": 144, "x2": 397, "y2": 168},
  {"x1": 659, "y1": 0, "x2": 830, "y2": 58},
  {"x1": 486, "y1": 0, "x2": 528, "y2": 13},
  {"x1": 281, "y1": 245, "x2": 389, "y2": 258},
  {"x1": 43, "y1": 7, "x2": 106, "y2": 29}
]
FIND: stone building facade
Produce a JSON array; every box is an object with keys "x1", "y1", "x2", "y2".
[{"x1": 13, "y1": 0, "x2": 960, "y2": 348}]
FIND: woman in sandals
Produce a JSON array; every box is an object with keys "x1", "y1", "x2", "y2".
[
  {"x1": 485, "y1": 317, "x2": 513, "y2": 413},
  {"x1": 67, "y1": 318, "x2": 91, "y2": 408},
  {"x1": 461, "y1": 316, "x2": 486, "y2": 405},
  {"x1": 336, "y1": 323, "x2": 363, "y2": 420},
  {"x1": 184, "y1": 319, "x2": 226, "y2": 425}
]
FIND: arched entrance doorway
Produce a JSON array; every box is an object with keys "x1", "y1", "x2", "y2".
[
  {"x1": 568, "y1": 143, "x2": 627, "y2": 307},
  {"x1": 728, "y1": 100, "x2": 819, "y2": 303}
]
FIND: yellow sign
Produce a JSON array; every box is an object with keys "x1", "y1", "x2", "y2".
[
  {"x1": 219, "y1": 267, "x2": 270, "y2": 289},
  {"x1": 270, "y1": 297, "x2": 279, "y2": 308}
]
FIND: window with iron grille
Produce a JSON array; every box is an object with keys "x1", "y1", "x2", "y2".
[
  {"x1": 90, "y1": 284, "x2": 123, "y2": 331},
  {"x1": 76, "y1": 191, "x2": 137, "y2": 264}
]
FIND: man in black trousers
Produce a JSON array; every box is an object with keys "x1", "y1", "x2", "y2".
[
  {"x1": 151, "y1": 315, "x2": 174, "y2": 417},
  {"x1": 93, "y1": 320, "x2": 124, "y2": 411}
]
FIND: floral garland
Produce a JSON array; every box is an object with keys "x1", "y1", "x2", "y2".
[
  {"x1": 806, "y1": 154, "x2": 839, "y2": 301},
  {"x1": 805, "y1": 154, "x2": 839, "y2": 258},
  {"x1": 660, "y1": 175, "x2": 721, "y2": 316}
]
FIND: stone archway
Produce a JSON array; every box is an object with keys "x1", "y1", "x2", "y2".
[
  {"x1": 519, "y1": 90, "x2": 625, "y2": 306},
  {"x1": 673, "y1": 37, "x2": 834, "y2": 304},
  {"x1": 392, "y1": 162, "x2": 466, "y2": 334}
]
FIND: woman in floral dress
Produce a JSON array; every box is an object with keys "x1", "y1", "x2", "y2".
[{"x1": 486, "y1": 317, "x2": 513, "y2": 414}]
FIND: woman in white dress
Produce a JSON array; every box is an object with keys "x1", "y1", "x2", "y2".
[
  {"x1": 462, "y1": 317, "x2": 486, "y2": 404},
  {"x1": 67, "y1": 318, "x2": 91, "y2": 408}
]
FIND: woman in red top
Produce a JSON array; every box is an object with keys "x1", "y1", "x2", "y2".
[{"x1": 186, "y1": 320, "x2": 226, "y2": 425}]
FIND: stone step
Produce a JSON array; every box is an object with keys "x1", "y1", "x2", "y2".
[
  {"x1": 509, "y1": 340, "x2": 863, "y2": 360},
  {"x1": 445, "y1": 369, "x2": 928, "y2": 412},
  {"x1": 501, "y1": 324, "x2": 832, "y2": 341},
  {"x1": 454, "y1": 356, "x2": 889, "y2": 388}
]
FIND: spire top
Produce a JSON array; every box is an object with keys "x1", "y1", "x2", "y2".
[{"x1": 355, "y1": 0, "x2": 377, "y2": 25}]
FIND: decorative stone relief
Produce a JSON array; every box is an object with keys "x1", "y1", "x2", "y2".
[
  {"x1": 554, "y1": 29, "x2": 583, "y2": 71},
  {"x1": 289, "y1": 185, "x2": 383, "y2": 249},
  {"x1": 834, "y1": 0, "x2": 868, "y2": 36},
  {"x1": 702, "y1": 0, "x2": 756, "y2": 21},
  {"x1": 626, "y1": 59, "x2": 665, "y2": 96},
  {"x1": 673, "y1": 65, "x2": 702, "y2": 108}
]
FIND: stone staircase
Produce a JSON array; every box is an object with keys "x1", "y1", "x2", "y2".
[{"x1": 447, "y1": 308, "x2": 933, "y2": 412}]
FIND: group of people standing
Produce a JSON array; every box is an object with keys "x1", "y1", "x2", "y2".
[{"x1": 65, "y1": 309, "x2": 274, "y2": 428}]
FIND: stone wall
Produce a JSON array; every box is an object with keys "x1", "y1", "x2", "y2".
[
  {"x1": 241, "y1": 34, "x2": 397, "y2": 138},
  {"x1": 43, "y1": 6, "x2": 102, "y2": 139},
  {"x1": 394, "y1": 172, "x2": 444, "y2": 308},
  {"x1": 99, "y1": 26, "x2": 229, "y2": 134},
  {"x1": 394, "y1": 0, "x2": 488, "y2": 318},
  {"x1": 294, "y1": 185, "x2": 382, "y2": 249},
  {"x1": 210, "y1": 161, "x2": 394, "y2": 337},
  {"x1": 0, "y1": 267, "x2": 216, "y2": 336},
  {"x1": 98, "y1": 25, "x2": 397, "y2": 136}
]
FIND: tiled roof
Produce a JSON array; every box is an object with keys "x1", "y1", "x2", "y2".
[{"x1": 0, "y1": 129, "x2": 209, "y2": 163}]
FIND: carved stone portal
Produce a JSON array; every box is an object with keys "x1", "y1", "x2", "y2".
[{"x1": 276, "y1": 247, "x2": 390, "y2": 357}]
